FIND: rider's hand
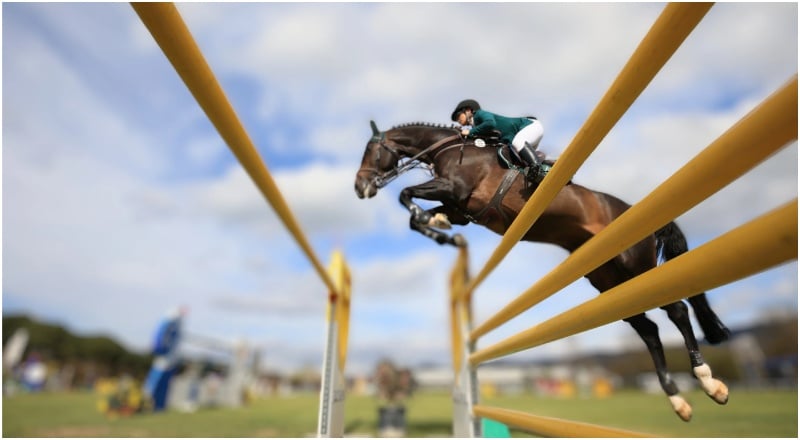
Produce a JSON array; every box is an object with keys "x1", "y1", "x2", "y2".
[{"x1": 461, "y1": 128, "x2": 470, "y2": 136}]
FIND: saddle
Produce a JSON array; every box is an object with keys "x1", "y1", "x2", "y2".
[
  {"x1": 465, "y1": 134, "x2": 564, "y2": 229},
  {"x1": 497, "y1": 145, "x2": 552, "y2": 173},
  {"x1": 473, "y1": 130, "x2": 554, "y2": 175},
  {"x1": 492, "y1": 141, "x2": 557, "y2": 185}
]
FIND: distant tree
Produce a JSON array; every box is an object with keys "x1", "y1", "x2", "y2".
[{"x1": 2, "y1": 315, "x2": 152, "y2": 381}]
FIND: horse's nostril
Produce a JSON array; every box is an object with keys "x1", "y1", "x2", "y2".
[{"x1": 355, "y1": 179, "x2": 370, "y2": 199}]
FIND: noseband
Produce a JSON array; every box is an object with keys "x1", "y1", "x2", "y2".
[{"x1": 365, "y1": 131, "x2": 463, "y2": 189}]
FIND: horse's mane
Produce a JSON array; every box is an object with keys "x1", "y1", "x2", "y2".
[{"x1": 390, "y1": 122, "x2": 460, "y2": 132}]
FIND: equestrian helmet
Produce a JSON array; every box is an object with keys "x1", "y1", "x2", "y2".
[{"x1": 451, "y1": 99, "x2": 481, "y2": 121}]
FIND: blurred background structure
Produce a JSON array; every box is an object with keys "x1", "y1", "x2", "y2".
[{"x1": 3, "y1": 313, "x2": 796, "y2": 400}]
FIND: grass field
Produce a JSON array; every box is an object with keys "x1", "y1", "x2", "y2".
[{"x1": 2, "y1": 388, "x2": 797, "y2": 437}]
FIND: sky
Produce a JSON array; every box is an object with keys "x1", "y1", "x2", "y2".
[{"x1": 2, "y1": 2, "x2": 797, "y2": 376}]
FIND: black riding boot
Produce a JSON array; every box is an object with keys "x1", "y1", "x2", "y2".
[{"x1": 516, "y1": 143, "x2": 543, "y2": 183}]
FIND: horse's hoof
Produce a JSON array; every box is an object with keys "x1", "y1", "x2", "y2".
[
  {"x1": 669, "y1": 395, "x2": 692, "y2": 422},
  {"x1": 428, "y1": 213, "x2": 452, "y2": 230},
  {"x1": 453, "y1": 234, "x2": 468, "y2": 248},
  {"x1": 709, "y1": 380, "x2": 729, "y2": 405},
  {"x1": 676, "y1": 407, "x2": 692, "y2": 422}
]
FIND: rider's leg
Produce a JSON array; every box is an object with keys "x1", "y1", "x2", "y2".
[
  {"x1": 511, "y1": 120, "x2": 544, "y2": 182},
  {"x1": 517, "y1": 144, "x2": 541, "y2": 178}
]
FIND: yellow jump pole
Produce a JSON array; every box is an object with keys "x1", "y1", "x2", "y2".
[
  {"x1": 473, "y1": 406, "x2": 653, "y2": 438},
  {"x1": 318, "y1": 250, "x2": 350, "y2": 437},
  {"x1": 470, "y1": 76, "x2": 798, "y2": 341},
  {"x1": 460, "y1": 2, "x2": 713, "y2": 300},
  {"x1": 333, "y1": 252, "x2": 352, "y2": 374},
  {"x1": 131, "y1": 3, "x2": 337, "y2": 294},
  {"x1": 449, "y1": 246, "x2": 470, "y2": 375},
  {"x1": 470, "y1": 200, "x2": 797, "y2": 365},
  {"x1": 449, "y1": 246, "x2": 481, "y2": 436}
]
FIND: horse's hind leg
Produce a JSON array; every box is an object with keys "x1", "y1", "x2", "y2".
[
  {"x1": 661, "y1": 301, "x2": 729, "y2": 405},
  {"x1": 587, "y1": 256, "x2": 692, "y2": 420},
  {"x1": 687, "y1": 293, "x2": 731, "y2": 344},
  {"x1": 624, "y1": 313, "x2": 693, "y2": 422}
]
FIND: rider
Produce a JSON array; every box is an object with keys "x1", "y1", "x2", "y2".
[{"x1": 451, "y1": 99, "x2": 545, "y2": 182}]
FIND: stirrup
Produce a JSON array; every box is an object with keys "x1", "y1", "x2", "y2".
[
  {"x1": 515, "y1": 143, "x2": 544, "y2": 183},
  {"x1": 524, "y1": 164, "x2": 543, "y2": 183}
]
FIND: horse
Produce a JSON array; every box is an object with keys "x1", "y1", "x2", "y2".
[{"x1": 354, "y1": 121, "x2": 732, "y2": 422}]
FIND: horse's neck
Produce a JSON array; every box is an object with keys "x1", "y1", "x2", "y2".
[{"x1": 391, "y1": 127, "x2": 459, "y2": 160}]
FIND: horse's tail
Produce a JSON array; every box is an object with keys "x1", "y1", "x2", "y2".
[
  {"x1": 655, "y1": 221, "x2": 731, "y2": 345},
  {"x1": 655, "y1": 221, "x2": 689, "y2": 262}
]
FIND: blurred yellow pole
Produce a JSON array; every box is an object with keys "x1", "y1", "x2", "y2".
[
  {"x1": 131, "y1": 2, "x2": 337, "y2": 294},
  {"x1": 471, "y1": 200, "x2": 797, "y2": 365},
  {"x1": 473, "y1": 405, "x2": 653, "y2": 437},
  {"x1": 470, "y1": 76, "x2": 798, "y2": 342},
  {"x1": 328, "y1": 250, "x2": 352, "y2": 371},
  {"x1": 461, "y1": 2, "x2": 713, "y2": 300},
  {"x1": 449, "y1": 246, "x2": 470, "y2": 375}
]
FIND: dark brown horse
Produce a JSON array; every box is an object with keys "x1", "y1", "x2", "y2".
[{"x1": 354, "y1": 121, "x2": 732, "y2": 422}]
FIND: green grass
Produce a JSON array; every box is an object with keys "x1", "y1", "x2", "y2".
[{"x1": 2, "y1": 388, "x2": 796, "y2": 437}]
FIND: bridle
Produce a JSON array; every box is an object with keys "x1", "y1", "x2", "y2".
[{"x1": 363, "y1": 121, "x2": 463, "y2": 189}]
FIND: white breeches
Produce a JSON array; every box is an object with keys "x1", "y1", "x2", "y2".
[{"x1": 511, "y1": 119, "x2": 544, "y2": 152}]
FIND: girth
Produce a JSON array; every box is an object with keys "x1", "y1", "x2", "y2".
[{"x1": 464, "y1": 168, "x2": 519, "y2": 228}]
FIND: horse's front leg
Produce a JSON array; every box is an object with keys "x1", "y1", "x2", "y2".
[
  {"x1": 408, "y1": 217, "x2": 466, "y2": 247},
  {"x1": 399, "y1": 179, "x2": 466, "y2": 247},
  {"x1": 399, "y1": 179, "x2": 457, "y2": 225},
  {"x1": 428, "y1": 205, "x2": 471, "y2": 229}
]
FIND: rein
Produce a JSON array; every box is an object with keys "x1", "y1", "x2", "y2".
[{"x1": 370, "y1": 133, "x2": 463, "y2": 189}]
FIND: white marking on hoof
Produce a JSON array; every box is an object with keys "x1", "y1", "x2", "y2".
[
  {"x1": 694, "y1": 364, "x2": 729, "y2": 405},
  {"x1": 711, "y1": 380, "x2": 729, "y2": 405},
  {"x1": 669, "y1": 395, "x2": 692, "y2": 422},
  {"x1": 428, "y1": 213, "x2": 452, "y2": 230}
]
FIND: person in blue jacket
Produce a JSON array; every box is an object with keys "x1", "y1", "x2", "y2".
[
  {"x1": 142, "y1": 307, "x2": 185, "y2": 411},
  {"x1": 451, "y1": 99, "x2": 545, "y2": 182}
]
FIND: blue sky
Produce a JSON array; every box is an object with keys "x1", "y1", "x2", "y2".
[{"x1": 3, "y1": 2, "x2": 797, "y2": 375}]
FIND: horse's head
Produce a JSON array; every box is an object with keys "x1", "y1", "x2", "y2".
[
  {"x1": 354, "y1": 121, "x2": 401, "y2": 199},
  {"x1": 355, "y1": 121, "x2": 460, "y2": 199}
]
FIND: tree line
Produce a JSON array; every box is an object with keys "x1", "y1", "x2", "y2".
[
  {"x1": 3, "y1": 315, "x2": 153, "y2": 384},
  {"x1": 3, "y1": 313, "x2": 796, "y2": 388}
]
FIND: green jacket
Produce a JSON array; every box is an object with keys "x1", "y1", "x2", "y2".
[{"x1": 469, "y1": 109, "x2": 533, "y2": 144}]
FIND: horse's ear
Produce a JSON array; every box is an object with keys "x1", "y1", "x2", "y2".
[{"x1": 370, "y1": 120, "x2": 380, "y2": 136}]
